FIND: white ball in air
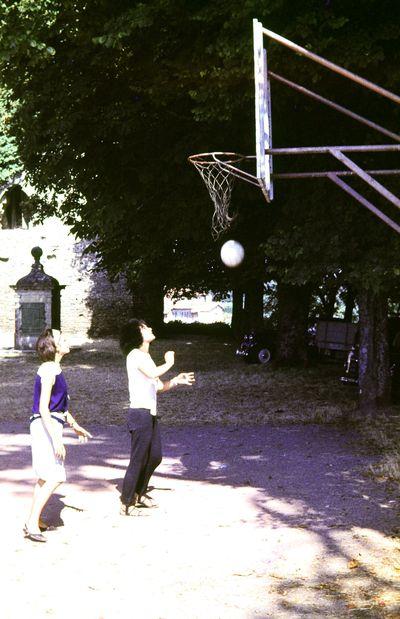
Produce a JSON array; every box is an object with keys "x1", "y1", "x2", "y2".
[{"x1": 220, "y1": 240, "x2": 245, "y2": 268}]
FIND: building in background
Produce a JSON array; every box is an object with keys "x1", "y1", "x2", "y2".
[{"x1": 164, "y1": 294, "x2": 228, "y2": 324}]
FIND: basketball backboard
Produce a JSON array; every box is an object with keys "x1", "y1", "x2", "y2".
[{"x1": 253, "y1": 18, "x2": 273, "y2": 201}]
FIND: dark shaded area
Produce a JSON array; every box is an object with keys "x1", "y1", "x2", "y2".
[{"x1": 1, "y1": 422, "x2": 398, "y2": 533}]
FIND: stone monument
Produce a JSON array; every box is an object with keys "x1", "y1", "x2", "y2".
[{"x1": 12, "y1": 246, "x2": 65, "y2": 350}]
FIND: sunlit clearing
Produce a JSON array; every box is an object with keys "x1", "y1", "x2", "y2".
[
  {"x1": 0, "y1": 433, "x2": 31, "y2": 447},
  {"x1": 265, "y1": 528, "x2": 324, "y2": 578},
  {"x1": 261, "y1": 496, "x2": 307, "y2": 517},
  {"x1": 160, "y1": 456, "x2": 187, "y2": 476},
  {"x1": 208, "y1": 461, "x2": 227, "y2": 470}
]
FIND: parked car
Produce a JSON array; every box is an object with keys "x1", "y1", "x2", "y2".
[{"x1": 236, "y1": 330, "x2": 275, "y2": 365}]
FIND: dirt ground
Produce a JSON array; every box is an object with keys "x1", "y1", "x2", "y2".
[
  {"x1": 1, "y1": 338, "x2": 399, "y2": 617},
  {"x1": 1, "y1": 421, "x2": 400, "y2": 618}
]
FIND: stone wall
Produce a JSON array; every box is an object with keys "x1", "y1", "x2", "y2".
[{"x1": 0, "y1": 216, "x2": 134, "y2": 347}]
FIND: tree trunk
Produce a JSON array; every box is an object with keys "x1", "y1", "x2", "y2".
[
  {"x1": 231, "y1": 288, "x2": 245, "y2": 336},
  {"x1": 276, "y1": 281, "x2": 311, "y2": 365},
  {"x1": 358, "y1": 289, "x2": 390, "y2": 415},
  {"x1": 343, "y1": 286, "x2": 355, "y2": 322},
  {"x1": 240, "y1": 244, "x2": 266, "y2": 334},
  {"x1": 244, "y1": 280, "x2": 264, "y2": 333}
]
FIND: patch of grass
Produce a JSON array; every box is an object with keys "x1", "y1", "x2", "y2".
[
  {"x1": 3, "y1": 335, "x2": 398, "y2": 486},
  {"x1": 3, "y1": 336, "x2": 400, "y2": 479},
  {"x1": 0, "y1": 335, "x2": 359, "y2": 427},
  {"x1": 360, "y1": 415, "x2": 400, "y2": 482}
]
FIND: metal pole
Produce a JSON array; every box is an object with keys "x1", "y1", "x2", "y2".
[
  {"x1": 268, "y1": 71, "x2": 400, "y2": 143},
  {"x1": 328, "y1": 173, "x2": 400, "y2": 234},
  {"x1": 266, "y1": 144, "x2": 400, "y2": 156},
  {"x1": 217, "y1": 161, "x2": 261, "y2": 187},
  {"x1": 261, "y1": 25, "x2": 400, "y2": 106},
  {"x1": 330, "y1": 149, "x2": 400, "y2": 210},
  {"x1": 272, "y1": 169, "x2": 400, "y2": 180}
]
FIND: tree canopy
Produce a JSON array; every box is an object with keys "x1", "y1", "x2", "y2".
[{"x1": 0, "y1": 0, "x2": 399, "y2": 302}]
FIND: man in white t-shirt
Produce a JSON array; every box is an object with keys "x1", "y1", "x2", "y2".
[{"x1": 119, "y1": 319, "x2": 194, "y2": 515}]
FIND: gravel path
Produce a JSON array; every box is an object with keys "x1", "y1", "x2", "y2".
[{"x1": 1, "y1": 422, "x2": 399, "y2": 618}]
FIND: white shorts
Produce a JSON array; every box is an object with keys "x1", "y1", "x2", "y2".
[{"x1": 30, "y1": 417, "x2": 66, "y2": 483}]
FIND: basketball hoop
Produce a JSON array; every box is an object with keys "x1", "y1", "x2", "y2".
[
  {"x1": 188, "y1": 152, "x2": 245, "y2": 238},
  {"x1": 188, "y1": 21, "x2": 400, "y2": 239}
]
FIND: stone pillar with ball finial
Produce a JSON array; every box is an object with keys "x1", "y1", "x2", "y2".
[{"x1": 11, "y1": 246, "x2": 65, "y2": 350}]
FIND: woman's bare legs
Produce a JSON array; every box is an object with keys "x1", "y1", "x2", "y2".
[{"x1": 25, "y1": 479, "x2": 62, "y2": 533}]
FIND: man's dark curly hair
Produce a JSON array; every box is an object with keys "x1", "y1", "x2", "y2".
[{"x1": 119, "y1": 319, "x2": 147, "y2": 356}]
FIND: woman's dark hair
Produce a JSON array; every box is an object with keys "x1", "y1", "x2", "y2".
[
  {"x1": 36, "y1": 328, "x2": 57, "y2": 362},
  {"x1": 119, "y1": 319, "x2": 146, "y2": 356}
]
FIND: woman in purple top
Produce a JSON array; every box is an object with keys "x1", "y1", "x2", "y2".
[{"x1": 24, "y1": 328, "x2": 92, "y2": 543}]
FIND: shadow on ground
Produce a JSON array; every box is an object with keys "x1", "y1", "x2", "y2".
[{"x1": 1, "y1": 422, "x2": 399, "y2": 616}]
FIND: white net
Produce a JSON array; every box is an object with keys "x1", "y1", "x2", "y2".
[{"x1": 189, "y1": 153, "x2": 241, "y2": 238}]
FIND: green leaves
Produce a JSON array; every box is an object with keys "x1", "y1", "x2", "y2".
[
  {"x1": 0, "y1": 90, "x2": 23, "y2": 183},
  {"x1": 0, "y1": 0, "x2": 399, "y2": 298}
]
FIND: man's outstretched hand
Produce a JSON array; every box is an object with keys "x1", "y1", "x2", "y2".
[{"x1": 174, "y1": 372, "x2": 195, "y2": 386}]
